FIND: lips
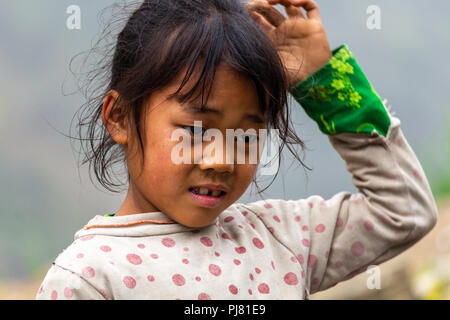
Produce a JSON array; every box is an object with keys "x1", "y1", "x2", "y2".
[{"x1": 188, "y1": 187, "x2": 228, "y2": 208}]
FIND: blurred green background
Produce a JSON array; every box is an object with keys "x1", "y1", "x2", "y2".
[{"x1": 0, "y1": 0, "x2": 449, "y2": 299}]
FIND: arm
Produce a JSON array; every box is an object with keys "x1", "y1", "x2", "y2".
[{"x1": 240, "y1": 45, "x2": 438, "y2": 295}]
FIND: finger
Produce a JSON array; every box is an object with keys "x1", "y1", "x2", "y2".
[
  {"x1": 249, "y1": 11, "x2": 276, "y2": 34},
  {"x1": 247, "y1": 0, "x2": 286, "y2": 27},
  {"x1": 267, "y1": 0, "x2": 306, "y2": 19},
  {"x1": 290, "y1": 0, "x2": 321, "y2": 20}
]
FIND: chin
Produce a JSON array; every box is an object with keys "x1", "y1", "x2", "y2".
[{"x1": 181, "y1": 216, "x2": 217, "y2": 229}]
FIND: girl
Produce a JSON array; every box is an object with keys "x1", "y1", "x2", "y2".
[{"x1": 36, "y1": 0, "x2": 438, "y2": 300}]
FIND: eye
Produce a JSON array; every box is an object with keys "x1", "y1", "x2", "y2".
[
  {"x1": 182, "y1": 126, "x2": 206, "y2": 137},
  {"x1": 236, "y1": 134, "x2": 259, "y2": 144}
]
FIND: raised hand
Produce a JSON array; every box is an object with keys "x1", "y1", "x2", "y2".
[{"x1": 247, "y1": 0, "x2": 332, "y2": 88}]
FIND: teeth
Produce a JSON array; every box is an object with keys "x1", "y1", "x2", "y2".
[
  {"x1": 211, "y1": 190, "x2": 222, "y2": 197},
  {"x1": 197, "y1": 187, "x2": 209, "y2": 195},
  {"x1": 192, "y1": 187, "x2": 224, "y2": 197}
]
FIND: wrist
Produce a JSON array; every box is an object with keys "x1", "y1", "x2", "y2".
[{"x1": 288, "y1": 50, "x2": 333, "y2": 88}]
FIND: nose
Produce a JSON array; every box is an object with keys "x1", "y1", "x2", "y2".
[{"x1": 198, "y1": 139, "x2": 234, "y2": 174}]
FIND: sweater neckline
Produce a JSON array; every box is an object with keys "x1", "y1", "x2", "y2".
[{"x1": 74, "y1": 211, "x2": 219, "y2": 239}]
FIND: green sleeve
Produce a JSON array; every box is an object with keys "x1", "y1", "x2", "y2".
[{"x1": 289, "y1": 44, "x2": 391, "y2": 137}]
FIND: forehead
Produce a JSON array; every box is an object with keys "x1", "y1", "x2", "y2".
[{"x1": 171, "y1": 64, "x2": 265, "y2": 118}]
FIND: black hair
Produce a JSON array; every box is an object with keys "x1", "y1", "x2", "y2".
[{"x1": 70, "y1": 0, "x2": 311, "y2": 197}]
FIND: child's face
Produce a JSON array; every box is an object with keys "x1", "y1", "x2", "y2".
[{"x1": 107, "y1": 64, "x2": 267, "y2": 228}]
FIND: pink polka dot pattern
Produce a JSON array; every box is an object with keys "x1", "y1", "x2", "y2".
[
  {"x1": 209, "y1": 264, "x2": 222, "y2": 276},
  {"x1": 284, "y1": 272, "x2": 299, "y2": 285},
  {"x1": 315, "y1": 224, "x2": 325, "y2": 233},
  {"x1": 51, "y1": 290, "x2": 58, "y2": 300},
  {"x1": 351, "y1": 194, "x2": 362, "y2": 204},
  {"x1": 100, "y1": 289, "x2": 110, "y2": 300},
  {"x1": 258, "y1": 283, "x2": 270, "y2": 294},
  {"x1": 301, "y1": 239, "x2": 309, "y2": 247},
  {"x1": 123, "y1": 276, "x2": 136, "y2": 289},
  {"x1": 172, "y1": 274, "x2": 186, "y2": 286},
  {"x1": 221, "y1": 233, "x2": 232, "y2": 240},
  {"x1": 80, "y1": 235, "x2": 94, "y2": 242},
  {"x1": 235, "y1": 246, "x2": 246, "y2": 254},
  {"x1": 126, "y1": 254, "x2": 142, "y2": 265},
  {"x1": 198, "y1": 293, "x2": 211, "y2": 300},
  {"x1": 364, "y1": 220, "x2": 374, "y2": 231},
  {"x1": 200, "y1": 237, "x2": 213, "y2": 247},
  {"x1": 64, "y1": 287, "x2": 73, "y2": 299},
  {"x1": 308, "y1": 254, "x2": 317, "y2": 268},
  {"x1": 82, "y1": 266, "x2": 95, "y2": 278},
  {"x1": 40, "y1": 150, "x2": 427, "y2": 300},
  {"x1": 252, "y1": 237, "x2": 264, "y2": 249},
  {"x1": 351, "y1": 241, "x2": 365, "y2": 257},
  {"x1": 229, "y1": 285, "x2": 238, "y2": 295},
  {"x1": 100, "y1": 245, "x2": 111, "y2": 252},
  {"x1": 162, "y1": 237, "x2": 176, "y2": 248}
]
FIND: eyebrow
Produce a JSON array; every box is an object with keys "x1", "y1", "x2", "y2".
[{"x1": 181, "y1": 104, "x2": 265, "y2": 124}]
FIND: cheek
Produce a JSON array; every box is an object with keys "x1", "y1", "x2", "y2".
[
  {"x1": 235, "y1": 164, "x2": 258, "y2": 190},
  {"x1": 144, "y1": 128, "x2": 188, "y2": 180}
]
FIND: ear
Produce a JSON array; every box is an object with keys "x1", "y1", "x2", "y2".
[{"x1": 102, "y1": 90, "x2": 128, "y2": 146}]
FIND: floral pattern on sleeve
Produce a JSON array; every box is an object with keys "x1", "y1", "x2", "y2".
[{"x1": 289, "y1": 44, "x2": 391, "y2": 137}]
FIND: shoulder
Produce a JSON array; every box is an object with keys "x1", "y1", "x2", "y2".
[{"x1": 52, "y1": 234, "x2": 133, "y2": 282}]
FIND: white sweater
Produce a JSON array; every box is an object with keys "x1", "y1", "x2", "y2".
[{"x1": 35, "y1": 112, "x2": 438, "y2": 300}]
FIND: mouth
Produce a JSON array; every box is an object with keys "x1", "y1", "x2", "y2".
[
  {"x1": 188, "y1": 187, "x2": 227, "y2": 197},
  {"x1": 188, "y1": 186, "x2": 228, "y2": 208}
]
